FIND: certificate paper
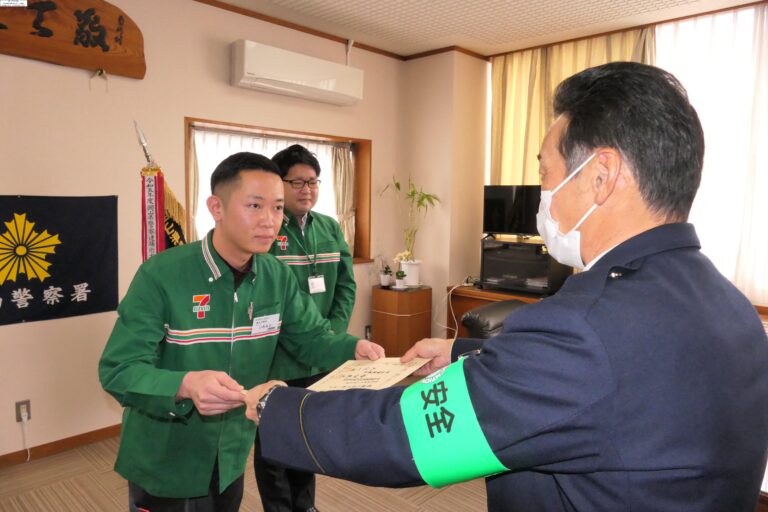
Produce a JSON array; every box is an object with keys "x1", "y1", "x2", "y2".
[{"x1": 308, "y1": 357, "x2": 430, "y2": 392}]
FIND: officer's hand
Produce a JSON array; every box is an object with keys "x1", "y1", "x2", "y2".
[
  {"x1": 355, "y1": 339, "x2": 385, "y2": 360},
  {"x1": 401, "y1": 338, "x2": 454, "y2": 376},
  {"x1": 177, "y1": 370, "x2": 245, "y2": 416},
  {"x1": 244, "y1": 380, "x2": 287, "y2": 425}
]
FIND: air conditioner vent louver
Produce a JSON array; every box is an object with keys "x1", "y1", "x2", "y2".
[{"x1": 231, "y1": 40, "x2": 363, "y2": 106}]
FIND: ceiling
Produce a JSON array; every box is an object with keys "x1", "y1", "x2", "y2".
[{"x1": 215, "y1": 0, "x2": 758, "y2": 57}]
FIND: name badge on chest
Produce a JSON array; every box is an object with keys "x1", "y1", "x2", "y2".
[
  {"x1": 252, "y1": 313, "x2": 280, "y2": 335},
  {"x1": 308, "y1": 275, "x2": 326, "y2": 294}
]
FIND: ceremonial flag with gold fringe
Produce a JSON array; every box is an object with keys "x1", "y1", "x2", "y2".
[
  {"x1": 136, "y1": 121, "x2": 186, "y2": 261},
  {"x1": 140, "y1": 166, "x2": 164, "y2": 260},
  {"x1": 0, "y1": 196, "x2": 118, "y2": 326},
  {"x1": 140, "y1": 166, "x2": 186, "y2": 260}
]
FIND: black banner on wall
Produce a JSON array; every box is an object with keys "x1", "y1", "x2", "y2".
[{"x1": 0, "y1": 195, "x2": 118, "y2": 326}]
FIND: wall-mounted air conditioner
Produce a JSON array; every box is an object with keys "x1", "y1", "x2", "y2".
[{"x1": 231, "y1": 40, "x2": 364, "y2": 106}]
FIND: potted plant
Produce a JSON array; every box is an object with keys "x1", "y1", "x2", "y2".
[
  {"x1": 394, "y1": 269, "x2": 407, "y2": 289},
  {"x1": 380, "y1": 264, "x2": 393, "y2": 287},
  {"x1": 383, "y1": 177, "x2": 440, "y2": 287}
]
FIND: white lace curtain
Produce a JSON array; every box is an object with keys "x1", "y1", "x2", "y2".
[
  {"x1": 190, "y1": 127, "x2": 351, "y2": 241},
  {"x1": 656, "y1": 4, "x2": 768, "y2": 307}
]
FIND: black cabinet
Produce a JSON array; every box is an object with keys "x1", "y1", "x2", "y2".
[{"x1": 480, "y1": 239, "x2": 572, "y2": 295}]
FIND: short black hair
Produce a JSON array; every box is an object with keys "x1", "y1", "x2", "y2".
[
  {"x1": 272, "y1": 144, "x2": 321, "y2": 178},
  {"x1": 553, "y1": 61, "x2": 705, "y2": 221},
  {"x1": 210, "y1": 152, "x2": 280, "y2": 194}
]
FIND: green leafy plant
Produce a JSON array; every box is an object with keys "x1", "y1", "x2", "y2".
[
  {"x1": 395, "y1": 269, "x2": 407, "y2": 279},
  {"x1": 382, "y1": 264, "x2": 393, "y2": 275},
  {"x1": 382, "y1": 177, "x2": 440, "y2": 261}
]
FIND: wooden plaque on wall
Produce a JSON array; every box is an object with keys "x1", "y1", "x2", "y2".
[{"x1": 0, "y1": 0, "x2": 145, "y2": 79}]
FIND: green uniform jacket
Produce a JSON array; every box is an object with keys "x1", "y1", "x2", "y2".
[
  {"x1": 268, "y1": 211, "x2": 356, "y2": 380},
  {"x1": 98, "y1": 231, "x2": 357, "y2": 498}
]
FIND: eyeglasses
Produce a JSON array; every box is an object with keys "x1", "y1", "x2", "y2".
[{"x1": 283, "y1": 178, "x2": 321, "y2": 190}]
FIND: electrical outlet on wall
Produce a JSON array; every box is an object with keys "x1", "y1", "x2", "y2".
[{"x1": 15, "y1": 400, "x2": 31, "y2": 422}]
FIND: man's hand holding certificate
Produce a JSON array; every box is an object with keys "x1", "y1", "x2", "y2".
[
  {"x1": 244, "y1": 357, "x2": 429, "y2": 424},
  {"x1": 246, "y1": 338, "x2": 401, "y2": 424},
  {"x1": 308, "y1": 357, "x2": 430, "y2": 392}
]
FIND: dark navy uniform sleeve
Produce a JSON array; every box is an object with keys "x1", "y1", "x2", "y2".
[
  {"x1": 452, "y1": 337, "x2": 485, "y2": 358},
  {"x1": 259, "y1": 297, "x2": 615, "y2": 485},
  {"x1": 259, "y1": 386, "x2": 423, "y2": 487},
  {"x1": 463, "y1": 299, "x2": 614, "y2": 472}
]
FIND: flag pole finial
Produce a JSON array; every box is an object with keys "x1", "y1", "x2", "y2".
[{"x1": 133, "y1": 120, "x2": 157, "y2": 168}]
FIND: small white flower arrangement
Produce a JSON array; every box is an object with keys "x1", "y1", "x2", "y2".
[{"x1": 393, "y1": 250, "x2": 413, "y2": 265}]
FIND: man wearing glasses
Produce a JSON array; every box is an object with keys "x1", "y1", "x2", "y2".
[{"x1": 253, "y1": 144, "x2": 357, "y2": 512}]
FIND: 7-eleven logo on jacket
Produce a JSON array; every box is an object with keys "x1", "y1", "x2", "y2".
[
  {"x1": 192, "y1": 294, "x2": 211, "y2": 319},
  {"x1": 276, "y1": 236, "x2": 288, "y2": 250}
]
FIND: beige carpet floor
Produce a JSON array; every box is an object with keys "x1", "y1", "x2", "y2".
[{"x1": 0, "y1": 436, "x2": 487, "y2": 511}]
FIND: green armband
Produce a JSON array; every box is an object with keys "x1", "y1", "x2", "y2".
[{"x1": 400, "y1": 358, "x2": 508, "y2": 487}]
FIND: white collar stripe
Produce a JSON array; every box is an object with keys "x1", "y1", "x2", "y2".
[{"x1": 201, "y1": 236, "x2": 222, "y2": 279}]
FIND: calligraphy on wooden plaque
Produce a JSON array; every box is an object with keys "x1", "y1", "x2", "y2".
[{"x1": 0, "y1": 0, "x2": 145, "y2": 79}]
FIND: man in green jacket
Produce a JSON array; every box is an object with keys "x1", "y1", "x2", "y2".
[
  {"x1": 254, "y1": 144, "x2": 356, "y2": 512},
  {"x1": 98, "y1": 152, "x2": 383, "y2": 512}
]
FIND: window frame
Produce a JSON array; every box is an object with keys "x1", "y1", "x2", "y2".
[{"x1": 184, "y1": 117, "x2": 372, "y2": 263}]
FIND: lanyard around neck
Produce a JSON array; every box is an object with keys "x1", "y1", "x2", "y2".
[{"x1": 288, "y1": 218, "x2": 318, "y2": 275}]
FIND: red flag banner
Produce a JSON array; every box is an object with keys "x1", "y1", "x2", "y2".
[
  {"x1": 141, "y1": 166, "x2": 186, "y2": 261},
  {"x1": 141, "y1": 166, "x2": 164, "y2": 260}
]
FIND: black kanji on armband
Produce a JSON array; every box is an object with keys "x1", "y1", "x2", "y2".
[
  {"x1": 425, "y1": 407, "x2": 455, "y2": 438},
  {"x1": 421, "y1": 381, "x2": 449, "y2": 410}
]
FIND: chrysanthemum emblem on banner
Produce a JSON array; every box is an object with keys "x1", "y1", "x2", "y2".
[
  {"x1": 0, "y1": 213, "x2": 62, "y2": 286},
  {"x1": 0, "y1": 195, "x2": 117, "y2": 326}
]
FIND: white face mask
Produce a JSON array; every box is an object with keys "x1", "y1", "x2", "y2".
[{"x1": 536, "y1": 153, "x2": 597, "y2": 269}]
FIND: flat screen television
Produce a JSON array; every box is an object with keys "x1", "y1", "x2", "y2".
[{"x1": 483, "y1": 185, "x2": 541, "y2": 236}]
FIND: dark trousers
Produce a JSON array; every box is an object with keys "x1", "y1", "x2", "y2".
[
  {"x1": 253, "y1": 374, "x2": 326, "y2": 512},
  {"x1": 128, "y1": 463, "x2": 243, "y2": 512}
]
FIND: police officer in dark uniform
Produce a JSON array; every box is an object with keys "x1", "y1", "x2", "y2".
[{"x1": 244, "y1": 63, "x2": 768, "y2": 512}]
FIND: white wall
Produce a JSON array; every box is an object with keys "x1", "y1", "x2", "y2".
[
  {"x1": 449, "y1": 54, "x2": 487, "y2": 286},
  {"x1": 0, "y1": 0, "x2": 487, "y2": 456},
  {"x1": 401, "y1": 53, "x2": 454, "y2": 337},
  {"x1": 402, "y1": 52, "x2": 488, "y2": 337}
]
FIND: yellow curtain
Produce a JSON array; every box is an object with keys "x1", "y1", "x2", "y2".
[
  {"x1": 332, "y1": 144, "x2": 355, "y2": 256},
  {"x1": 186, "y1": 131, "x2": 200, "y2": 242},
  {"x1": 490, "y1": 28, "x2": 655, "y2": 185}
]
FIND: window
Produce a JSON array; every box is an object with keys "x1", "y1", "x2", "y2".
[
  {"x1": 192, "y1": 130, "x2": 337, "y2": 237},
  {"x1": 490, "y1": 4, "x2": 767, "y2": 306},
  {"x1": 655, "y1": 4, "x2": 768, "y2": 307},
  {"x1": 184, "y1": 118, "x2": 372, "y2": 262},
  {"x1": 655, "y1": 3, "x2": 768, "y2": 496}
]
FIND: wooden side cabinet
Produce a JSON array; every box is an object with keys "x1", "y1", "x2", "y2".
[{"x1": 371, "y1": 285, "x2": 432, "y2": 357}]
